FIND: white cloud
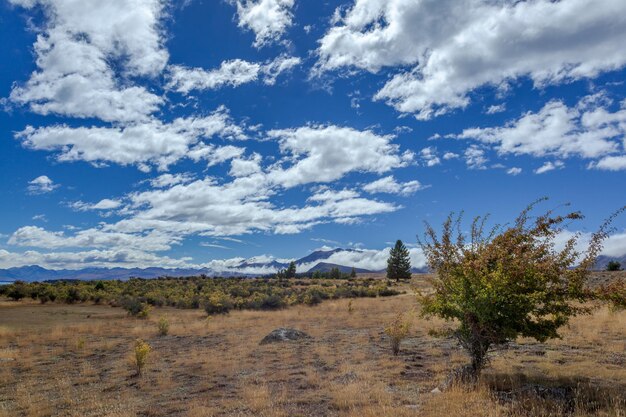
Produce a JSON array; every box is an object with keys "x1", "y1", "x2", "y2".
[
  {"x1": 233, "y1": 0, "x2": 295, "y2": 47},
  {"x1": 149, "y1": 173, "x2": 196, "y2": 188},
  {"x1": 535, "y1": 161, "x2": 565, "y2": 174},
  {"x1": 443, "y1": 152, "x2": 459, "y2": 160},
  {"x1": 229, "y1": 153, "x2": 263, "y2": 177},
  {"x1": 506, "y1": 167, "x2": 522, "y2": 176},
  {"x1": 0, "y1": 248, "x2": 192, "y2": 270},
  {"x1": 9, "y1": 0, "x2": 168, "y2": 122},
  {"x1": 363, "y1": 176, "x2": 424, "y2": 196},
  {"x1": 167, "y1": 56, "x2": 300, "y2": 94},
  {"x1": 589, "y1": 155, "x2": 626, "y2": 171},
  {"x1": 27, "y1": 175, "x2": 58, "y2": 194},
  {"x1": 71, "y1": 199, "x2": 122, "y2": 211},
  {"x1": 266, "y1": 125, "x2": 413, "y2": 188},
  {"x1": 15, "y1": 107, "x2": 247, "y2": 171},
  {"x1": 297, "y1": 247, "x2": 426, "y2": 273},
  {"x1": 9, "y1": 226, "x2": 178, "y2": 252},
  {"x1": 455, "y1": 95, "x2": 626, "y2": 160},
  {"x1": 420, "y1": 146, "x2": 440, "y2": 167},
  {"x1": 486, "y1": 104, "x2": 506, "y2": 115},
  {"x1": 464, "y1": 146, "x2": 488, "y2": 169},
  {"x1": 316, "y1": 0, "x2": 626, "y2": 119}
]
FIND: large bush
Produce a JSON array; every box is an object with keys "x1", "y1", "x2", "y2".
[{"x1": 418, "y1": 199, "x2": 624, "y2": 377}]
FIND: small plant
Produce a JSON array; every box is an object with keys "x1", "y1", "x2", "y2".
[
  {"x1": 133, "y1": 339, "x2": 151, "y2": 376},
  {"x1": 203, "y1": 292, "x2": 233, "y2": 315},
  {"x1": 384, "y1": 312, "x2": 412, "y2": 356},
  {"x1": 157, "y1": 316, "x2": 169, "y2": 336},
  {"x1": 348, "y1": 300, "x2": 354, "y2": 314},
  {"x1": 75, "y1": 336, "x2": 86, "y2": 350}
]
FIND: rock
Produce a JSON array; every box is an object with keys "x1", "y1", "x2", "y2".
[
  {"x1": 430, "y1": 387, "x2": 442, "y2": 394},
  {"x1": 259, "y1": 328, "x2": 312, "y2": 345}
]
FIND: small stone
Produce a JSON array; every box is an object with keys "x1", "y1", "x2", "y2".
[{"x1": 430, "y1": 387, "x2": 442, "y2": 394}]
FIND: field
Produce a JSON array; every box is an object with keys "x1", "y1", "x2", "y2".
[{"x1": 1, "y1": 273, "x2": 625, "y2": 417}]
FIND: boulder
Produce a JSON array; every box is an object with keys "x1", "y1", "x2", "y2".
[{"x1": 259, "y1": 328, "x2": 312, "y2": 345}]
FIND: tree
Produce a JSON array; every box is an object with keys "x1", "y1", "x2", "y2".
[
  {"x1": 7, "y1": 281, "x2": 27, "y2": 301},
  {"x1": 417, "y1": 199, "x2": 624, "y2": 378},
  {"x1": 350, "y1": 267, "x2": 357, "y2": 278},
  {"x1": 607, "y1": 260, "x2": 622, "y2": 271},
  {"x1": 387, "y1": 240, "x2": 412, "y2": 281},
  {"x1": 329, "y1": 267, "x2": 341, "y2": 280},
  {"x1": 285, "y1": 261, "x2": 297, "y2": 279}
]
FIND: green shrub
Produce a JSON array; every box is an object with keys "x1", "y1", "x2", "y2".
[
  {"x1": 204, "y1": 292, "x2": 233, "y2": 315},
  {"x1": 133, "y1": 339, "x2": 151, "y2": 376},
  {"x1": 120, "y1": 297, "x2": 151, "y2": 318},
  {"x1": 157, "y1": 316, "x2": 170, "y2": 336}
]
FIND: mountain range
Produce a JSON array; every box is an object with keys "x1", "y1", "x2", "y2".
[{"x1": 1, "y1": 248, "x2": 623, "y2": 283}]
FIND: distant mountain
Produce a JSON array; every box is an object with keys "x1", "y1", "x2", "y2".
[
  {"x1": 307, "y1": 262, "x2": 372, "y2": 274},
  {"x1": 4, "y1": 247, "x2": 619, "y2": 282}
]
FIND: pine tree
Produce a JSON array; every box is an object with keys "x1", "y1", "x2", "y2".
[
  {"x1": 285, "y1": 261, "x2": 297, "y2": 279},
  {"x1": 387, "y1": 240, "x2": 412, "y2": 281},
  {"x1": 350, "y1": 267, "x2": 357, "y2": 278}
]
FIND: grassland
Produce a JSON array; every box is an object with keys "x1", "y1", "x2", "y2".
[{"x1": 0, "y1": 273, "x2": 625, "y2": 416}]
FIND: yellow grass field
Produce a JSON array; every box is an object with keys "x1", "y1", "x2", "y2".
[{"x1": 1, "y1": 275, "x2": 625, "y2": 417}]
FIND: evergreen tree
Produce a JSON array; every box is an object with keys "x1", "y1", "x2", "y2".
[
  {"x1": 387, "y1": 240, "x2": 412, "y2": 281},
  {"x1": 350, "y1": 267, "x2": 357, "y2": 278},
  {"x1": 607, "y1": 260, "x2": 622, "y2": 271},
  {"x1": 285, "y1": 261, "x2": 297, "y2": 279}
]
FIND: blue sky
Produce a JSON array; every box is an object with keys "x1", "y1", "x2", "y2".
[{"x1": 0, "y1": 0, "x2": 625, "y2": 272}]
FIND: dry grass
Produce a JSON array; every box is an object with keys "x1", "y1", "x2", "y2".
[{"x1": 0, "y1": 275, "x2": 625, "y2": 416}]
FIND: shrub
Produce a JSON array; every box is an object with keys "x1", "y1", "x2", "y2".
[
  {"x1": 157, "y1": 316, "x2": 170, "y2": 336},
  {"x1": 418, "y1": 199, "x2": 624, "y2": 378},
  {"x1": 65, "y1": 287, "x2": 82, "y2": 304},
  {"x1": 7, "y1": 282, "x2": 27, "y2": 301},
  {"x1": 133, "y1": 339, "x2": 151, "y2": 376},
  {"x1": 204, "y1": 292, "x2": 233, "y2": 315},
  {"x1": 598, "y1": 279, "x2": 626, "y2": 311},
  {"x1": 121, "y1": 297, "x2": 151, "y2": 318},
  {"x1": 348, "y1": 300, "x2": 354, "y2": 314},
  {"x1": 384, "y1": 312, "x2": 412, "y2": 356},
  {"x1": 606, "y1": 261, "x2": 622, "y2": 271}
]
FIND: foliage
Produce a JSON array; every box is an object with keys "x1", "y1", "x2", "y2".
[
  {"x1": 204, "y1": 291, "x2": 234, "y2": 315},
  {"x1": 7, "y1": 281, "x2": 28, "y2": 301},
  {"x1": 285, "y1": 262, "x2": 297, "y2": 279},
  {"x1": 350, "y1": 267, "x2": 357, "y2": 278},
  {"x1": 120, "y1": 297, "x2": 151, "y2": 318},
  {"x1": 133, "y1": 339, "x2": 151, "y2": 376},
  {"x1": 606, "y1": 261, "x2": 622, "y2": 271},
  {"x1": 1, "y1": 277, "x2": 402, "y2": 314},
  {"x1": 387, "y1": 240, "x2": 412, "y2": 281},
  {"x1": 384, "y1": 311, "x2": 412, "y2": 356},
  {"x1": 597, "y1": 279, "x2": 626, "y2": 311},
  {"x1": 417, "y1": 199, "x2": 624, "y2": 376},
  {"x1": 157, "y1": 316, "x2": 170, "y2": 336}
]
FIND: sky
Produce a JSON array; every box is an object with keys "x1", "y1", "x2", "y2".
[{"x1": 0, "y1": 0, "x2": 625, "y2": 272}]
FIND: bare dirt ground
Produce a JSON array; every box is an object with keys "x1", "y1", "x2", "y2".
[{"x1": 0, "y1": 273, "x2": 625, "y2": 417}]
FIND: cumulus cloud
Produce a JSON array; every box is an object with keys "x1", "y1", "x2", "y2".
[
  {"x1": 363, "y1": 176, "x2": 424, "y2": 196},
  {"x1": 233, "y1": 0, "x2": 295, "y2": 47},
  {"x1": 9, "y1": 226, "x2": 178, "y2": 252},
  {"x1": 420, "y1": 147, "x2": 440, "y2": 167},
  {"x1": 316, "y1": 0, "x2": 626, "y2": 119},
  {"x1": 464, "y1": 146, "x2": 488, "y2": 169},
  {"x1": 167, "y1": 56, "x2": 300, "y2": 94},
  {"x1": 70, "y1": 199, "x2": 122, "y2": 211},
  {"x1": 266, "y1": 125, "x2": 413, "y2": 187},
  {"x1": 454, "y1": 95, "x2": 626, "y2": 161},
  {"x1": 15, "y1": 107, "x2": 247, "y2": 171},
  {"x1": 297, "y1": 247, "x2": 427, "y2": 273},
  {"x1": 0, "y1": 248, "x2": 192, "y2": 270},
  {"x1": 27, "y1": 175, "x2": 59, "y2": 194},
  {"x1": 535, "y1": 161, "x2": 565, "y2": 174},
  {"x1": 9, "y1": 0, "x2": 168, "y2": 122},
  {"x1": 506, "y1": 167, "x2": 522, "y2": 176}
]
